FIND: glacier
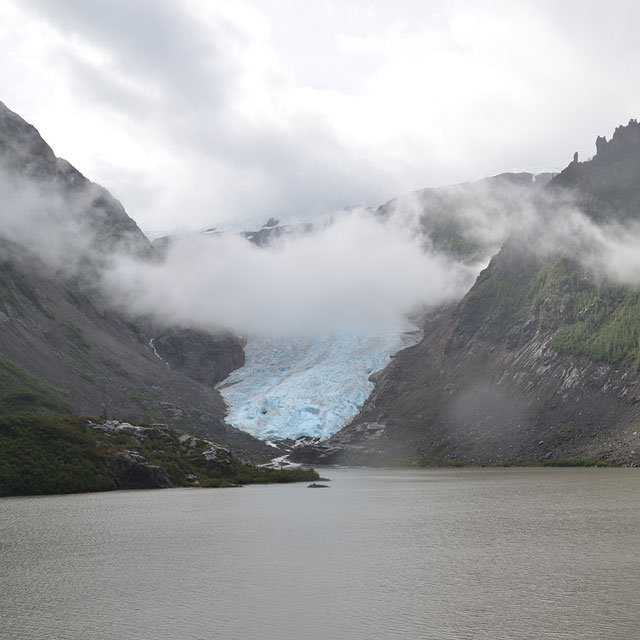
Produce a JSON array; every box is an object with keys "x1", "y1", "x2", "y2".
[{"x1": 217, "y1": 320, "x2": 421, "y2": 441}]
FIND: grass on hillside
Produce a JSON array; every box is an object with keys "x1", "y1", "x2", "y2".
[
  {"x1": 0, "y1": 358, "x2": 71, "y2": 415},
  {"x1": 0, "y1": 415, "x2": 116, "y2": 496},
  {"x1": 0, "y1": 414, "x2": 319, "y2": 497},
  {"x1": 466, "y1": 251, "x2": 640, "y2": 368}
]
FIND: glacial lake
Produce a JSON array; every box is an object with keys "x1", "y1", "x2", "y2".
[{"x1": 2, "y1": 467, "x2": 640, "y2": 640}]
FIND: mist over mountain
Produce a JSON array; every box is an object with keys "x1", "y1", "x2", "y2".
[
  {"x1": 0, "y1": 101, "x2": 268, "y2": 459},
  {"x1": 293, "y1": 120, "x2": 640, "y2": 466},
  {"x1": 5, "y1": 97, "x2": 640, "y2": 466},
  {"x1": 6, "y1": 5, "x2": 640, "y2": 638},
  {"x1": 215, "y1": 174, "x2": 561, "y2": 441}
]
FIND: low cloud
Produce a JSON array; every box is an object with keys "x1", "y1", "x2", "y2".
[
  {"x1": 0, "y1": 171, "x2": 101, "y2": 275},
  {"x1": 102, "y1": 210, "x2": 479, "y2": 336},
  {"x1": 0, "y1": 160, "x2": 480, "y2": 337},
  {"x1": 3, "y1": 157, "x2": 640, "y2": 339}
]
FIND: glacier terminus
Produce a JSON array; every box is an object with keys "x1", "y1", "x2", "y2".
[{"x1": 218, "y1": 320, "x2": 422, "y2": 441}]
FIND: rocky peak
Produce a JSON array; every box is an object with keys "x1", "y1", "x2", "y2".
[
  {"x1": 550, "y1": 118, "x2": 640, "y2": 221},
  {"x1": 0, "y1": 101, "x2": 150, "y2": 259},
  {"x1": 0, "y1": 101, "x2": 57, "y2": 176},
  {"x1": 594, "y1": 119, "x2": 640, "y2": 159}
]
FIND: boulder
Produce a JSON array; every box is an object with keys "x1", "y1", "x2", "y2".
[
  {"x1": 196, "y1": 445, "x2": 239, "y2": 476},
  {"x1": 106, "y1": 451, "x2": 172, "y2": 489}
]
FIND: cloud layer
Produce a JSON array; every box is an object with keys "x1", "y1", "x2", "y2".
[
  {"x1": 2, "y1": 62, "x2": 640, "y2": 341},
  {"x1": 102, "y1": 211, "x2": 479, "y2": 336},
  {"x1": 4, "y1": 150, "x2": 640, "y2": 341},
  {"x1": 2, "y1": 1, "x2": 640, "y2": 231}
]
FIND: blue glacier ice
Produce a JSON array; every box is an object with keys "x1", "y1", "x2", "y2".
[{"x1": 217, "y1": 321, "x2": 422, "y2": 440}]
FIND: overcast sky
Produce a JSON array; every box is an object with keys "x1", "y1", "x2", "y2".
[{"x1": 1, "y1": 0, "x2": 639, "y2": 232}]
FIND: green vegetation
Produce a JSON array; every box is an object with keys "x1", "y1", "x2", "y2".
[
  {"x1": 136, "y1": 427, "x2": 319, "y2": 488},
  {"x1": 415, "y1": 457, "x2": 466, "y2": 468},
  {"x1": 0, "y1": 358, "x2": 71, "y2": 415},
  {"x1": 413, "y1": 455, "x2": 616, "y2": 468},
  {"x1": 0, "y1": 413, "x2": 319, "y2": 496},
  {"x1": 526, "y1": 257, "x2": 640, "y2": 366},
  {"x1": 466, "y1": 250, "x2": 640, "y2": 368},
  {"x1": 519, "y1": 253, "x2": 640, "y2": 365},
  {"x1": 427, "y1": 216, "x2": 482, "y2": 260},
  {"x1": 100, "y1": 357, "x2": 131, "y2": 379},
  {"x1": 503, "y1": 458, "x2": 617, "y2": 468},
  {"x1": 62, "y1": 323, "x2": 91, "y2": 351},
  {"x1": 453, "y1": 248, "x2": 540, "y2": 344},
  {"x1": 0, "y1": 415, "x2": 116, "y2": 496},
  {"x1": 530, "y1": 457, "x2": 616, "y2": 467},
  {"x1": 220, "y1": 465, "x2": 320, "y2": 486},
  {"x1": 550, "y1": 290, "x2": 640, "y2": 366}
]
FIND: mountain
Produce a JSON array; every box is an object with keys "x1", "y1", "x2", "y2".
[
  {"x1": 147, "y1": 171, "x2": 554, "y2": 445},
  {"x1": 0, "y1": 101, "x2": 270, "y2": 460},
  {"x1": 292, "y1": 120, "x2": 640, "y2": 467},
  {"x1": 551, "y1": 119, "x2": 640, "y2": 221},
  {"x1": 9, "y1": 98, "x2": 640, "y2": 469},
  {"x1": 216, "y1": 173, "x2": 553, "y2": 442},
  {"x1": 377, "y1": 171, "x2": 554, "y2": 261}
]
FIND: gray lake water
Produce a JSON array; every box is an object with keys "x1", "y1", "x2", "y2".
[{"x1": 2, "y1": 467, "x2": 640, "y2": 640}]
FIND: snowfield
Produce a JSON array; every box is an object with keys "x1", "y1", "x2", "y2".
[{"x1": 218, "y1": 321, "x2": 421, "y2": 441}]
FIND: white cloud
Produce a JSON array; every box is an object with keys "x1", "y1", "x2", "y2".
[
  {"x1": 2, "y1": 0, "x2": 640, "y2": 233},
  {"x1": 3, "y1": 145, "x2": 640, "y2": 340},
  {"x1": 101, "y1": 210, "x2": 478, "y2": 336}
]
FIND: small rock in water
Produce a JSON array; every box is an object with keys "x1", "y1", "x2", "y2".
[{"x1": 307, "y1": 482, "x2": 329, "y2": 488}]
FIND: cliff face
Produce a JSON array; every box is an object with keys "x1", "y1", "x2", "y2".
[
  {"x1": 0, "y1": 102, "x2": 268, "y2": 460},
  {"x1": 293, "y1": 120, "x2": 640, "y2": 467},
  {"x1": 151, "y1": 330, "x2": 246, "y2": 387},
  {"x1": 551, "y1": 119, "x2": 640, "y2": 222}
]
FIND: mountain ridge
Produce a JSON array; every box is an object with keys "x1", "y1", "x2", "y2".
[
  {"x1": 6, "y1": 100, "x2": 640, "y2": 468},
  {"x1": 292, "y1": 120, "x2": 640, "y2": 466},
  {"x1": 0, "y1": 101, "x2": 270, "y2": 461}
]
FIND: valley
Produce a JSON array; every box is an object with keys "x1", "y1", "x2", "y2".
[{"x1": 3, "y1": 101, "x2": 640, "y2": 495}]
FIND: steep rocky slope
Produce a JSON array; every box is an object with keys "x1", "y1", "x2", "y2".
[
  {"x1": 293, "y1": 121, "x2": 640, "y2": 466},
  {"x1": 151, "y1": 329, "x2": 245, "y2": 387},
  {"x1": 0, "y1": 101, "x2": 269, "y2": 459}
]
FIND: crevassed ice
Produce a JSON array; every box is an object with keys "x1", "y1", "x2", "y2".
[{"x1": 218, "y1": 320, "x2": 422, "y2": 440}]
